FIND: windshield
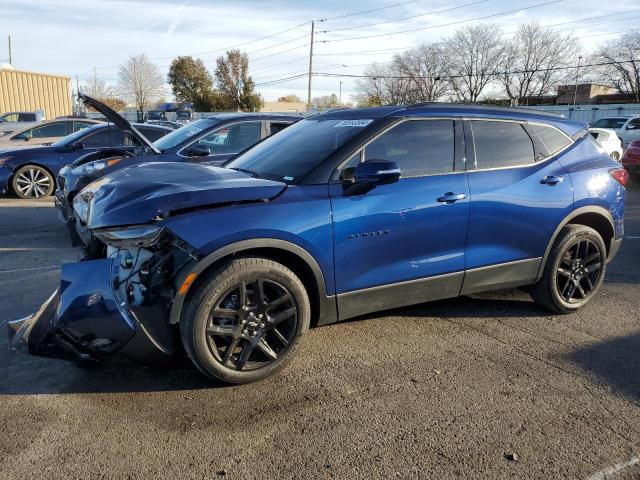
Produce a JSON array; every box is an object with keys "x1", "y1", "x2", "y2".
[
  {"x1": 153, "y1": 118, "x2": 212, "y2": 151},
  {"x1": 51, "y1": 123, "x2": 104, "y2": 147},
  {"x1": 592, "y1": 118, "x2": 627, "y2": 129},
  {"x1": 226, "y1": 117, "x2": 370, "y2": 182}
]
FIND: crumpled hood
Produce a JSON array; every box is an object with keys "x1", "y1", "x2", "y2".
[{"x1": 79, "y1": 162, "x2": 287, "y2": 229}]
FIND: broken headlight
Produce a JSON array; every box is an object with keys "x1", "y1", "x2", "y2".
[{"x1": 93, "y1": 225, "x2": 164, "y2": 248}]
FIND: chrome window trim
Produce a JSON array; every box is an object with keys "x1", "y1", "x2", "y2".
[
  {"x1": 331, "y1": 116, "x2": 462, "y2": 181},
  {"x1": 177, "y1": 120, "x2": 263, "y2": 159}
]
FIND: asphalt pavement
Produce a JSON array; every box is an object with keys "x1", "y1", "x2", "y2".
[{"x1": 0, "y1": 186, "x2": 639, "y2": 480}]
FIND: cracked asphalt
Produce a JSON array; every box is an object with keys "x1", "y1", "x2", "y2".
[{"x1": 1, "y1": 184, "x2": 639, "y2": 480}]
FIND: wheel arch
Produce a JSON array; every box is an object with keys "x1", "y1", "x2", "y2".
[
  {"x1": 169, "y1": 239, "x2": 337, "y2": 328},
  {"x1": 537, "y1": 206, "x2": 615, "y2": 281}
]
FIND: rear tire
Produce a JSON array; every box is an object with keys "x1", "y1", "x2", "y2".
[
  {"x1": 609, "y1": 152, "x2": 620, "y2": 161},
  {"x1": 529, "y1": 225, "x2": 606, "y2": 313},
  {"x1": 12, "y1": 165, "x2": 54, "y2": 199},
  {"x1": 180, "y1": 257, "x2": 310, "y2": 384}
]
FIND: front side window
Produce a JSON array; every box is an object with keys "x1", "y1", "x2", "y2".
[
  {"x1": 530, "y1": 124, "x2": 572, "y2": 156},
  {"x1": 1, "y1": 113, "x2": 19, "y2": 122},
  {"x1": 269, "y1": 122, "x2": 292, "y2": 135},
  {"x1": 471, "y1": 121, "x2": 535, "y2": 169},
  {"x1": 29, "y1": 122, "x2": 69, "y2": 138},
  {"x1": 138, "y1": 126, "x2": 170, "y2": 142},
  {"x1": 194, "y1": 121, "x2": 262, "y2": 155},
  {"x1": 363, "y1": 120, "x2": 455, "y2": 177},
  {"x1": 73, "y1": 121, "x2": 95, "y2": 132}
]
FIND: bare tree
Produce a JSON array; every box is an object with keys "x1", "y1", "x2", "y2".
[
  {"x1": 117, "y1": 53, "x2": 165, "y2": 112},
  {"x1": 82, "y1": 69, "x2": 112, "y2": 98},
  {"x1": 446, "y1": 24, "x2": 505, "y2": 102},
  {"x1": 591, "y1": 30, "x2": 640, "y2": 102},
  {"x1": 354, "y1": 63, "x2": 418, "y2": 106},
  {"x1": 500, "y1": 23, "x2": 580, "y2": 105},
  {"x1": 393, "y1": 43, "x2": 450, "y2": 102}
]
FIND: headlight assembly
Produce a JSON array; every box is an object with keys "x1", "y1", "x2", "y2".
[
  {"x1": 93, "y1": 225, "x2": 164, "y2": 248},
  {"x1": 70, "y1": 158, "x2": 122, "y2": 176}
]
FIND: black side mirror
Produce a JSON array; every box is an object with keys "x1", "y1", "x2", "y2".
[
  {"x1": 343, "y1": 159, "x2": 401, "y2": 196},
  {"x1": 184, "y1": 144, "x2": 211, "y2": 157},
  {"x1": 71, "y1": 141, "x2": 84, "y2": 150}
]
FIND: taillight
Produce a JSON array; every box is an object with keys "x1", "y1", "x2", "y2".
[{"x1": 610, "y1": 168, "x2": 629, "y2": 186}]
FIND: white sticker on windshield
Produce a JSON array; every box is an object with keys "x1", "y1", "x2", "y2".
[{"x1": 334, "y1": 119, "x2": 373, "y2": 128}]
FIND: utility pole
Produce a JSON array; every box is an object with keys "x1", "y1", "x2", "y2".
[
  {"x1": 307, "y1": 21, "x2": 314, "y2": 110},
  {"x1": 7, "y1": 35, "x2": 12, "y2": 65},
  {"x1": 573, "y1": 55, "x2": 583, "y2": 106},
  {"x1": 339, "y1": 81, "x2": 343, "y2": 106}
]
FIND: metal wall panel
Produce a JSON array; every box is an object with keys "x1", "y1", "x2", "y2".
[
  {"x1": 0, "y1": 69, "x2": 72, "y2": 119},
  {"x1": 526, "y1": 104, "x2": 640, "y2": 125}
]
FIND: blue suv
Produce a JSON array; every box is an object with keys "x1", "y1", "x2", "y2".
[{"x1": 8, "y1": 105, "x2": 627, "y2": 385}]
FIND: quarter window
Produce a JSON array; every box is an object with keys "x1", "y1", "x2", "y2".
[
  {"x1": 471, "y1": 121, "x2": 535, "y2": 169},
  {"x1": 364, "y1": 120, "x2": 455, "y2": 177},
  {"x1": 530, "y1": 124, "x2": 572, "y2": 156}
]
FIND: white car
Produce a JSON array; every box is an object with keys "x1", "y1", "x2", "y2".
[
  {"x1": 589, "y1": 128, "x2": 624, "y2": 161},
  {"x1": 590, "y1": 115, "x2": 640, "y2": 148},
  {"x1": 0, "y1": 110, "x2": 45, "y2": 135}
]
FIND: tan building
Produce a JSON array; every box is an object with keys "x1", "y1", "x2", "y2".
[
  {"x1": 556, "y1": 83, "x2": 618, "y2": 105},
  {"x1": 0, "y1": 67, "x2": 72, "y2": 119},
  {"x1": 261, "y1": 101, "x2": 307, "y2": 113}
]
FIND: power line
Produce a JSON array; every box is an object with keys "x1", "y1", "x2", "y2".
[
  {"x1": 310, "y1": 58, "x2": 640, "y2": 81},
  {"x1": 243, "y1": 33, "x2": 310, "y2": 55},
  {"x1": 321, "y1": 0, "x2": 493, "y2": 33},
  {"x1": 318, "y1": 0, "x2": 566, "y2": 43},
  {"x1": 250, "y1": 42, "x2": 309, "y2": 62},
  {"x1": 318, "y1": 0, "x2": 423, "y2": 22},
  {"x1": 152, "y1": 21, "x2": 310, "y2": 60}
]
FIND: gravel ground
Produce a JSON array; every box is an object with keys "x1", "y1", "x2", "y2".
[{"x1": 0, "y1": 185, "x2": 639, "y2": 480}]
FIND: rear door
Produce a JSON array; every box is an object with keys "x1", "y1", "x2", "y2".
[
  {"x1": 330, "y1": 118, "x2": 469, "y2": 318},
  {"x1": 462, "y1": 119, "x2": 574, "y2": 293}
]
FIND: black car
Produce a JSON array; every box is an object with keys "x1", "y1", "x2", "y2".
[{"x1": 56, "y1": 95, "x2": 301, "y2": 254}]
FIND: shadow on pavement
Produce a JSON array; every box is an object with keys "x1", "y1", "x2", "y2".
[{"x1": 560, "y1": 332, "x2": 640, "y2": 404}]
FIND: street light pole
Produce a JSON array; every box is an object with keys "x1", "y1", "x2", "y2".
[
  {"x1": 339, "y1": 81, "x2": 342, "y2": 106},
  {"x1": 573, "y1": 55, "x2": 583, "y2": 106}
]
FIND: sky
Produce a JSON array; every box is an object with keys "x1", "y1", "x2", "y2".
[{"x1": 1, "y1": 0, "x2": 638, "y2": 104}]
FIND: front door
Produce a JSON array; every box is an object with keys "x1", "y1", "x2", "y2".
[{"x1": 329, "y1": 118, "x2": 470, "y2": 319}]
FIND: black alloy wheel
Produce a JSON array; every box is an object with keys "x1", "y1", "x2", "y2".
[
  {"x1": 181, "y1": 257, "x2": 310, "y2": 384},
  {"x1": 207, "y1": 278, "x2": 298, "y2": 371},
  {"x1": 530, "y1": 225, "x2": 607, "y2": 313},
  {"x1": 555, "y1": 238, "x2": 603, "y2": 304}
]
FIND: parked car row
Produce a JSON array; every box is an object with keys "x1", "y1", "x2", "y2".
[{"x1": 6, "y1": 95, "x2": 628, "y2": 387}]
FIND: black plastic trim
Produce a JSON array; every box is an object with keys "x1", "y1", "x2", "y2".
[
  {"x1": 537, "y1": 206, "x2": 616, "y2": 281},
  {"x1": 461, "y1": 258, "x2": 542, "y2": 295},
  {"x1": 169, "y1": 239, "x2": 337, "y2": 326},
  {"x1": 336, "y1": 272, "x2": 464, "y2": 321}
]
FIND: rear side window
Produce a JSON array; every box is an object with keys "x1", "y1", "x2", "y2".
[
  {"x1": 364, "y1": 119, "x2": 455, "y2": 177},
  {"x1": 530, "y1": 124, "x2": 572, "y2": 156},
  {"x1": 470, "y1": 121, "x2": 535, "y2": 169},
  {"x1": 19, "y1": 113, "x2": 36, "y2": 122}
]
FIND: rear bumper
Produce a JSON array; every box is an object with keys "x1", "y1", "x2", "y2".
[
  {"x1": 7, "y1": 258, "x2": 175, "y2": 365},
  {"x1": 622, "y1": 163, "x2": 640, "y2": 175}
]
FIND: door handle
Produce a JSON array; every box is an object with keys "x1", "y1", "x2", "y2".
[
  {"x1": 437, "y1": 192, "x2": 466, "y2": 204},
  {"x1": 540, "y1": 175, "x2": 564, "y2": 186}
]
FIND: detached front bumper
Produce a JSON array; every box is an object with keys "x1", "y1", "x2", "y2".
[{"x1": 7, "y1": 258, "x2": 175, "y2": 364}]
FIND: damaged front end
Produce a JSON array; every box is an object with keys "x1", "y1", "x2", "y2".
[{"x1": 8, "y1": 226, "x2": 200, "y2": 365}]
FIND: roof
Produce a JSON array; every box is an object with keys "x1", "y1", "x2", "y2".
[
  {"x1": 314, "y1": 103, "x2": 585, "y2": 135},
  {"x1": 200, "y1": 112, "x2": 303, "y2": 122}
]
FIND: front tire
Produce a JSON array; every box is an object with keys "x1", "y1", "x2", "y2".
[
  {"x1": 610, "y1": 151, "x2": 620, "y2": 161},
  {"x1": 180, "y1": 257, "x2": 310, "y2": 384},
  {"x1": 12, "y1": 165, "x2": 54, "y2": 199},
  {"x1": 529, "y1": 225, "x2": 607, "y2": 313}
]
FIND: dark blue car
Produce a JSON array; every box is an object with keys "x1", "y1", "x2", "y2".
[
  {"x1": 8, "y1": 104, "x2": 627, "y2": 385},
  {"x1": 0, "y1": 121, "x2": 172, "y2": 198}
]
